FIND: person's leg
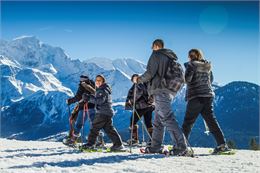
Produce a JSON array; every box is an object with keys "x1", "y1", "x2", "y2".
[
  {"x1": 201, "y1": 98, "x2": 226, "y2": 146},
  {"x1": 155, "y1": 92, "x2": 187, "y2": 150},
  {"x1": 103, "y1": 116, "x2": 123, "y2": 146},
  {"x1": 182, "y1": 98, "x2": 202, "y2": 140},
  {"x1": 69, "y1": 105, "x2": 79, "y2": 137},
  {"x1": 74, "y1": 109, "x2": 88, "y2": 136},
  {"x1": 86, "y1": 114, "x2": 106, "y2": 146},
  {"x1": 88, "y1": 108, "x2": 96, "y2": 125},
  {"x1": 143, "y1": 107, "x2": 153, "y2": 138},
  {"x1": 129, "y1": 109, "x2": 143, "y2": 142},
  {"x1": 150, "y1": 103, "x2": 165, "y2": 152}
]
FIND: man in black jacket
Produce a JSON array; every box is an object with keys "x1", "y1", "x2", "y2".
[
  {"x1": 65, "y1": 75, "x2": 103, "y2": 145},
  {"x1": 125, "y1": 74, "x2": 154, "y2": 145},
  {"x1": 136, "y1": 39, "x2": 189, "y2": 156},
  {"x1": 182, "y1": 49, "x2": 230, "y2": 154}
]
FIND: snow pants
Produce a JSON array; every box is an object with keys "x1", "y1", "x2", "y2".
[
  {"x1": 182, "y1": 97, "x2": 226, "y2": 146},
  {"x1": 87, "y1": 114, "x2": 123, "y2": 146},
  {"x1": 151, "y1": 92, "x2": 187, "y2": 151}
]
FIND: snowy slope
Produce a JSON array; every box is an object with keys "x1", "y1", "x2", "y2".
[{"x1": 0, "y1": 139, "x2": 259, "y2": 173}]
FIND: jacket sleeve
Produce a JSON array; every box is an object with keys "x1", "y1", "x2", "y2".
[
  {"x1": 210, "y1": 71, "x2": 214, "y2": 84},
  {"x1": 184, "y1": 62, "x2": 195, "y2": 83},
  {"x1": 69, "y1": 85, "x2": 83, "y2": 103},
  {"x1": 126, "y1": 87, "x2": 133, "y2": 104},
  {"x1": 139, "y1": 52, "x2": 159, "y2": 83}
]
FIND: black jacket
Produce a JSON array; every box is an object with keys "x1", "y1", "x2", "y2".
[
  {"x1": 125, "y1": 83, "x2": 154, "y2": 110},
  {"x1": 68, "y1": 78, "x2": 95, "y2": 109},
  {"x1": 87, "y1": 83, "x2": 114, "y2": 117},
  {"x1": 139, "y1": 48, "x2": 178, "y2": 95},
  {"x1": 184, "y1": 60, "x2": 214, "y2": 101}
]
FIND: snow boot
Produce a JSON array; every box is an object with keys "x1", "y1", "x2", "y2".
[
  {"x1": 110, "y1": 144, "x2": 126, "y2": 152},
  {"x1": 127, "y1": 125, "x2": 139, "y2": 145},
  {"x1": 212, "y1": 144, "x2": 231, "y2": 154},
  {"x1": 95, "y1": 131, "x2": 105, "y2": 147},
  {"x1": 140, "y1": 146, "x2": 168, "y2": 155}
]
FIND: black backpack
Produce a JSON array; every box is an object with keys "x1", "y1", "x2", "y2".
[{"x1": 161, "y1": 58, "x2": 185, "y2": 93}]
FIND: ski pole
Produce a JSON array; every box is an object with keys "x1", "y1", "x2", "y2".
[
  {"x1": 68, "y1": 105, "x2": 74, "y2": 137},
  {"x1": 81, "y1": 103, "x2": 87, "y2": 146},
  {"x1": 141, "y1": 117, "x2": 145, "y2": 146},
  {"x1": 203, "y1": 120, "x2": 210, "y2": 135},
  {"x1": 133, "y1": 109, "x2": 152, "y2": 141},
  {"x1": 130, "y1": 84, "x2": 137, "y2": 153}
]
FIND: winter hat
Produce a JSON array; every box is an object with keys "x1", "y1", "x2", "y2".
[
  {"x1": 80, "y1": 75, "x2": 89, "y2": 82},
  {"x1": 131, "y1": 74, "x2": 139, "y2": 82},
  {"x1": 96, "y1": 74, "x2": 106, "y2": 83}
]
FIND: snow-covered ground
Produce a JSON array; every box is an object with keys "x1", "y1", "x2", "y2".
[{"x1": 0, "y1": 139, "x2": 259, "y2": 173}]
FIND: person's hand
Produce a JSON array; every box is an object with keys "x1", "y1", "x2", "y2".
[{"x1": 66, "y1": 98, "x2": 73, "y2": 105}]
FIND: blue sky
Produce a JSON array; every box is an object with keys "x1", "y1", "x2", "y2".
[{"x1": 1, "y1": 1, "x2": 259, "y2": 85}]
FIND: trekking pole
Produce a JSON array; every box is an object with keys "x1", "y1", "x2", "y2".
[
  {"x1": 130, "y1": 83, "x2": 137, "y2": 153},
  {"x1": 141, "y1": 117, "x2": 145, "y2": 146},
  {"x1": 183, "y1": 135, "x2": 194, "y2": 157},
  {"x1": 133, "y1": 109, "x2": 152, "y2": 141},
  {"x1": 203, "y1": 120, "x2": 210, "y2": 135},
  {"x1": 68, "y1": 105, "x2": 73, "y2": 137},
  {"x1": 81, "y1": 103, "x2": 87, "y2": 146}
]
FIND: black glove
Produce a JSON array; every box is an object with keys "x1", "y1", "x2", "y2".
[{"x1": 66, "y1": 98, "x2": 74, "y2": 105}]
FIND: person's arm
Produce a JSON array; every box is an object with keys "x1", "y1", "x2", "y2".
[
  {"x1": 184, "y1": 62, "x2": 195, "y2": 83},
  {"x1": 210, "y1": 71, "x2": 214, "y2": 84},
  {"x1": 67, "y1": 85, "x2": 83, "y2": 105},
  {"x1": 138, "y1": 52, "x2": 159, "y2": 83},
  {"x1": 81, "y1": 82, "x2": 95, "y2": 94}
]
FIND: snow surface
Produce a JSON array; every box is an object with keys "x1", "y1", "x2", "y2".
[{"x1": 0, "y1": 139, "x2": 259, "y2": 173}]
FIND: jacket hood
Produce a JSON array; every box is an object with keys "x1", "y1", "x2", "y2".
[
  {"x1": 190, "y1": 60, "x2": 211, "y2": 72},
  {"x1": 99, "y1": 83, "x2": 112, "y2": 94},
  {"x1": 157, "y1": 48, "x2": 178, "y2": 61}
]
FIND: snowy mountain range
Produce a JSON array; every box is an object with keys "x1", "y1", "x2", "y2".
[{"x1": 1, "y1": 36, "x2": 259, "y2": 149}]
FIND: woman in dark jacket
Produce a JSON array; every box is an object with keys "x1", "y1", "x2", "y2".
[
  {"x1": 125, "y1": 74, "x2": 154, "y2": 145},
  {"x1": 82, "y1": 75, "x2": 124, "y2": 151},
  {"x1": 182, "y1": 49, "x2": 230, "y2": 154}
]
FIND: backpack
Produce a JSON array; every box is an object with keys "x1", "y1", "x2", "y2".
[{"x1": 161, "y1": 58, "x2": 185, "y2": 93}]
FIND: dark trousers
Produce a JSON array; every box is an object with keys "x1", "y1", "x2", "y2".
[
  {"x1": 182, "y1": 97, "x2": 226, "y2": 146},
  {"x1": 87, "y1": 114, "x2": 123, "y2": 146},
  {"x1": 130, "y1": 106, "x2": 154, "y2": 129}
]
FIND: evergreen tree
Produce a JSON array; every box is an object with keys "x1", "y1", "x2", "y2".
[
  {"x1": 227, "y1": 140, "x2": 236, "y2": 149},
  {"x1": 249, "y1": 138, "x2": 259, "y2": 150}
]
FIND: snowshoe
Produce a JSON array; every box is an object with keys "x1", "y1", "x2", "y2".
[
  {"x1": 210, "y1": 144, "x2": 235, "y2": 155},
  {"x1": 62, "y1": 137, "x2": 77, "y2": 148},
  {"x1": 109, "y1": 145, "x2": 127, "y2": 152},
  {"x1": 168, "y1": 148, "x2": 194, "y2": 157},
  {"x1": 140, "y1": 146, "x2": 169, "y2": 156},
  {"x1": 79, "y1": 144, "x2": 104, "y2": 152}
]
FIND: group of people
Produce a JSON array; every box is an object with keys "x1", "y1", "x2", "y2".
[{"x1": 64, "y1": 39, "x2": 230, "y2": 155}]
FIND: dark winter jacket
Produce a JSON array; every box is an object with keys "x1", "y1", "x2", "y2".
[
  {"x1": 87, "y1": 83, "x2": 114, "y2": 117},
  {"x1": 125, "y1": 83, "x2": 154, "y2": 110},
  {"x1": 67, "y1": 78, "x2": 95, "y2": 110},
  {"x1": 139, "y1": 48, "x2": 178, "y2": 96},
  {"x1": 184, "y1": 59, "x2": 215, "y2": 101}
]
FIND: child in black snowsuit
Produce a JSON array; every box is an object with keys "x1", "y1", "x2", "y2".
[
  {"x1": 182, "y1": 49, "x2": 230, "y2": 154},
  {"x1": 82, "y1": 74, "x2": 124, "y2": 151}
]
